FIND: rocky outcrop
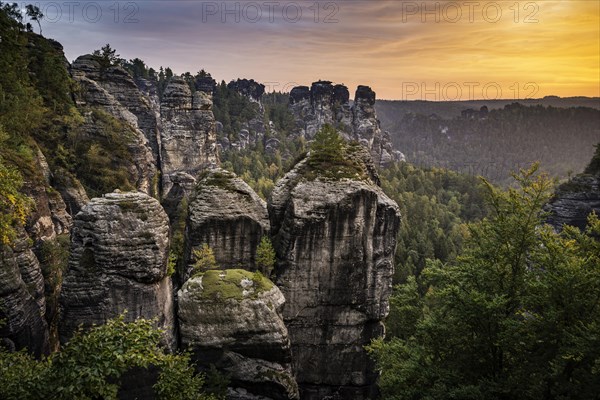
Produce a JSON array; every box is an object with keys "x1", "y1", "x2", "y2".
[
  {"x1": 71, "y1": 56, "x2": 158, "y2": 196},
  {"x1": 195, "y1": 75, "x2": 217, "y2": 93},
  {"x1": 0, "y1": 243, "x2": 50, "y2": 357},
  {"x1": 72, "y1": 56, "x2": 162, "y2": 169},
  {"x1": 228, "y1": 79, "x2": 265, "y2": 102},
  {"x1": 22, "y1": 149, "x2": 72, "y2": 242},
  {"x1": 178, "y1": 269, "x2": 298, "y2": 400},
  {"x1": 59, "y1": 191, "x2": 174, "y2": 348},
  {"x1": 546, "y1": 176, "x2": 600, "y2": 231},
  {"x1": 183, "y1": 169, "x2": 270, "y2": 280},
  {"x1": 98, "y1": 66, "x2": 162, "y2": 168},
  {"x1": 160, "y1": 76, "x2": 219, "y2": 196},
  {"x1": 289, "y1": 81, "x2": 404, "y2": 167},
  {"x1": 289, "y1": 81, "x2": 350, "y2": 140},
  {"x1": 545, "y1": 146, "x2": 600, "y2": 232},
  {"x1": 0, "y1": 107, "x2": 77, "y2": 358},
  {"x1": 218, "y1": 79, "x2": 266, "y2": 152},
  {"x1": 52, "y1": 169, "x2": 90, "y2": 216},
  {"x1": 13, "y1": 232, "x2": 46, "y2": 317},
  {"x1": 268, "y1": 152, "x2": 401, "y2": 399}
]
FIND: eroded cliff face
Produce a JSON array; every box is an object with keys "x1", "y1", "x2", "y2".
[
  {"x1": 218, "y1": 78, "x2": 267, "y2": 152},
  {"x1": 0, "y1": 143, "x2": 77, "y2": 354},
  {"x1": 71, "y1": 55, "x2": 159, "y2": 196},
  {"x1": 160, "y1": 77, "x2": 219, "y2": 196},
  {"x1": 3, "y1": 36, "x2": 404, "y2": 399},
  {"x1": 178, "y1": 270, "x2": 298, "y2": 400},
  {"x1": 546, "y1": 175, "x2": 600, "y2": 231},
  {"x1": 183, "y1": 168, "x2": 270, "y2": 280},
  {"x1": 289, "y1": 81, "x2": 404, "y2": 167},
  {"x1": 0, "y1": 238, "x2": 50, "y2": 357},
  {"x1": 269, "y1": 154, "x2": 401, "y2": 399},
  {"x1": 58, "y1": 191, "x2": 174, "y2": 348}
]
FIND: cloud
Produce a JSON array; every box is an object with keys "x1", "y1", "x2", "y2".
[{"x1": 36, "y1": 0, "x2": 599, "y2": 99}]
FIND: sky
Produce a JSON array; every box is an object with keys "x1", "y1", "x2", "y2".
[{"x1": 27, "y1": 0, "x2": 600, "y2": 100}]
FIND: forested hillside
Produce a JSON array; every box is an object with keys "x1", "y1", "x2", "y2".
[
  {"x1": 377, "y1": 101, "x2": 599, "y2": 186},
  {"x1": 368, "y1": 163, "x2": 600, "y2": 400}
]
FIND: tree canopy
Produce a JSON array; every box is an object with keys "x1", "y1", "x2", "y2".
[{"x1": 368, "y1": 166, "x2": 600, "y2": 400}]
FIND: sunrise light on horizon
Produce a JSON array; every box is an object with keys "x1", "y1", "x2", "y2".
[{"x1": 31, "y1": 0, "x2": 600, "y2": 100}]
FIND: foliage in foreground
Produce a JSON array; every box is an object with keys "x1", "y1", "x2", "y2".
[
  {"x1": 0, "y1": 130, "x2": 32, "y2": 245},
  {"x1": 368, "y1": 166, "x2": 600, "y2": 400},
  {"x1": 0, "y1": 315, "x2": 217, "y2": 400}
]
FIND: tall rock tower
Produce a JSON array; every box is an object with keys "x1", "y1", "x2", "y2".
[{"x1": 269, "y1": 145, "x2": 401, "y2": 399}]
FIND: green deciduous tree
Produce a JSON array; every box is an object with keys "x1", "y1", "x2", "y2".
[
  {"x1": 368, "y1": 165, "x2": 600, "y2": 400},
  {"x1": 0, "y1": 131, "x2": 32, "y2": 245},
  {"x1": 0, "y1": 315, "x2": 216, "y2": 399},
  {"x1": 25, "y1": 4, "x2": 42, "y2": 34}
]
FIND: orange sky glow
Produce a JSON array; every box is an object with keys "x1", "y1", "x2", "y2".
[{"x1": 42, "y1": 0, "x2": 600, "y2": 100}]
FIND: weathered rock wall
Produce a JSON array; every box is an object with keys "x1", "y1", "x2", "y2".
[
  {"x1": 269, "y1": 155, "x2": 400, "y2": 399},
  {"x1": 71, "y1": 56, "x2": 158, "y2": 196},
  {"x1": 183, "y1": 169, "x2": 270, "y2": 280},
  {"x1": 289, "y1": 81, "x2": 404, "y2": 167},
  {"x1": 59, "y1": 191, "x2": 174, "y2": 348},
  {"x1": 546, "y1": 175, "x2": 600, "y2": 231},
  {"x1": 160, "y1": 77, "x2": 219, "y2": 196},
  {"x1": 0, "y1": 239, "x2": 50, "y2": 357}
]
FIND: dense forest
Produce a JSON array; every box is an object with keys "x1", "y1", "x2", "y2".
[
  {"x1": 377, "y1": 101, "x2": 600, "y2": 187},
  {"x1": 368, "y1": 164, "x2": 600, "y2": 400}
]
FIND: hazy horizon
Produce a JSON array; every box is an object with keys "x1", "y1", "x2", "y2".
[{"x1": 25, "y1": 0, "x2": 600, "y2": 101}]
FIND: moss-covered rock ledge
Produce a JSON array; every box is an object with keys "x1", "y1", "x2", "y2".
[
  {"x1": 182, "y1": 168, "x2": 270, "y2": 281},
  {"x1": 185, "y1": 269, "x2": 273, "y2": 302},
  {"x1": 178, "y1": 269, "x2": 298, "y2": 399}
]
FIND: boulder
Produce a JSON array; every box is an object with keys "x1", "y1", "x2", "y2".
[{"x1": 178, "y1": 269, "x2": 298, "y2": 400}]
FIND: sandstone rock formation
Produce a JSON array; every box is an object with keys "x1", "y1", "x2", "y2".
[
  {"x1": 195, "y1": 75, "x2": 217, "y2": 93},
  {"x1": 546, "y1": 172, "x2": 600, "y2": 232},
  {"x1": 289, "y1": 81, "x2": 404, "y2": 167},
  {"x1": 59, "y1": 191, "x2": 174, "y2": 348},
  {"x1": 71, "y1": 55, "x2": 158, "y2": 196},
  {"x1": 268, "y1": 151, "x2": 401, "y2": 399},
  {"x1": 216, "y1": 79, "x2": 266, "y2": 152},
  {"x1": 228, "y1": 78, "x2": 265, "y2": 102},
  {"x1": 0, "y1": 147, "x2": 76, "y2": 354},
  {"x1": 160, "y1": 76, "x2": 219, "y2": 196},
  {"x1": 178, "y1": 269, "x2": 298, "y2": 400},
  {"x1": 0, "y1": 240, "x2": 50, "y2": 357},
  {"x1": 97, "y1": 65, "x2": 162, "y2": 167},
  {"x1": 183, "y1": 168, "x2": 270, "y2": 280},
  {"x1": 24, "y1": 149, "x2": 73, "y2": 242}
]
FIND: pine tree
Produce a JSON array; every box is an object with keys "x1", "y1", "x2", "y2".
[
  {"x1": 193, "y1": 243, "x2": 218, "y2": 273},
  {"x1": 255, "y1": 236, "x2": 276, "y2": 276}
]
